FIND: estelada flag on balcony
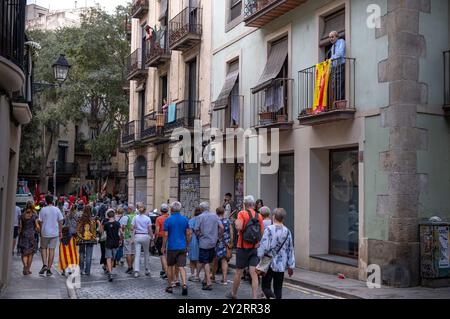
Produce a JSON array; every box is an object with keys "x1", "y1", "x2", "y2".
[{"x1": 313, "y1": 59, "x2": 332, "y2": 112}]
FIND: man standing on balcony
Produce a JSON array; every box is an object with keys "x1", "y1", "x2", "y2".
[{"x1": 329, "y1": 31, "x2": 346, "y2": 102}]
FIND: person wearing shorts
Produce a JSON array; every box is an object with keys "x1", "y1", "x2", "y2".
[
  {"x1": 226, "y1": 195, "x2": 264, "y2": 300},
  {"x1": 194, "y1": 202, "x2": 223, "y2": 291},
  {"x1": 38, "y1": 195, "x2": 64, "y2": 277},
  {"x1": 155, "y1": 203, "x2": 170, "y2": 279},
  {"x1": 120, "y1": 204, "x2": 136, "y2": 274},
  {"x1": 102, "y1": 209, "x2": 122, "y2": 282},
  {"x1": 162, "y1": 201, "x2": 191, "y2": 296}
]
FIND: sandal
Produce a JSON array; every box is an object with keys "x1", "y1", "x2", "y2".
[
  {"x1": 202, "y1": 285, "x2": 213, "y2": 291},
  {"x1": 165, "y1": 286, "x2": 173, "y2": 294}
]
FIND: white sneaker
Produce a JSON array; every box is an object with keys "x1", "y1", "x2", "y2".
[{"x1": 134, "y1": 271, "x2": 139, "y2": 278}]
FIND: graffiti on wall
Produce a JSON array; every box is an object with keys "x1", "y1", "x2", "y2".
[{"x1": 179, "y1": 174, "x2": 200, "y2": 218}]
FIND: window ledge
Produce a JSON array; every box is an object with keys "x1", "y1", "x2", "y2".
[
  {"x1": 310, "y1": 254, "x2": 358, "y2": 267},
  {"x1": 226, "y1": 15, "x2": 243, "y2": 33}
]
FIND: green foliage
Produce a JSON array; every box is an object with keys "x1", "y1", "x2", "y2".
[{"x1": 20, "y1": 5, "x2": 131, "y2": 174}]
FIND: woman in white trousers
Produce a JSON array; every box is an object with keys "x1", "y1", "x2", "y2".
[{"x1": 132, "y1": 203, "x2": 153, "y2": 278}]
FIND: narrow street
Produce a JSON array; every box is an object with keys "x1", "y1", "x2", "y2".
[{"x1": 74, "y1": 249, "x2": 341, "y2": 300}]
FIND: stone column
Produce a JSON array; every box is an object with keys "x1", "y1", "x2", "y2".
[{"x1": 373, "y1": 0, "x2": 430, "y2": 287}]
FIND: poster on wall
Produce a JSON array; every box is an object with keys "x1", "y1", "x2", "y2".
[
  {"x1": 438, "y1": 226, "x2": 449, "y2": 269},
  {"x1": 234, "y1": 163, "x2": 244, "y2": 211}
]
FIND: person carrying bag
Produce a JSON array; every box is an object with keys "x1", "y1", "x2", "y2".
[{"x1": 256, "y1": 208, "x2": 295, "y2": 299}]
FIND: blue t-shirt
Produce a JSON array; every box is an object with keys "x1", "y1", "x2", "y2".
[{"x1": 164, "y1": 213, "x2": 189, "y2": 251}]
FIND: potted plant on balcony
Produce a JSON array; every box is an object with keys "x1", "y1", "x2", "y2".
[
  {"x1": 277, "y1": 114, "x2": 287, "y2": 123},
  {"x1": 334, "y1": 100, "x2": 348, "y2": 110}
]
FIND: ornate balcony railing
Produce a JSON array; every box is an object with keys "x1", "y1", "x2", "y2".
[
  {"x1": 298, "y1": 58, "x2": 356, "y2": 126},
  {"x1": 251, "y1": 78, "x2": 293, "y2": 129},
  {"x1": 145, "y1": 30, "x2": 171, "y2": 67},
  {"x1": 0, "y1": 0, "x2": 26, "y2": 69},
  {"x1": 243, "y1": 0, "x2": 306, "y2": 28},
  {"x1": 56, "y1": 162, "x2": 77, "y2": 175},
  {"x1": 169, "y1": 6, "x2": 202, "y2": 52},
  {"x1": 122, "y1": 120, "x2": 138, "y2": 144},
  {"x1": 164, "y1": 100, "x2": 201, "y2": 132},
  {"x1": 131, "y1": 0, "x2": 149, "y2": 19},
  {"x1": 125, "y1": 48, "x2": 147, "y2": 80}
]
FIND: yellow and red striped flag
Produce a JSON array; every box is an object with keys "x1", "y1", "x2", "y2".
[
  {"x1": 313, "y1": 59, "x2": 332, "y2": 113},
  {"x1": 58, "y1": 237, "x2": 79, "y2": 272}
]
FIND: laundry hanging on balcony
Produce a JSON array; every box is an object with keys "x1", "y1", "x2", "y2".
[
  {"x1": 251, "y1": 38, "x2": 288, "y2": 94},
  {"x1": 159, "y1": 0, "x2": 168, "y2": 21},
  {"x1": 313, "y1": 59, "x2": 331, "y2": 113},
  {"x1": 264, "y1": 82, "x2": 285, "y2": 112},
  {"x1": 167, "y1": 103, "x2": 177, "y2": 123}
]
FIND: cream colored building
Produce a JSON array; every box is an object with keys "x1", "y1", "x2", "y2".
[
  {"x1": 0, "y1": 0, "x2": 32, "y2": 291},
  {"x1": 21, "y1": 4, "x2": 128, "y2": 197},
  {"x1": 124, "y1": 0, "x2": 212, "y2": 214}
]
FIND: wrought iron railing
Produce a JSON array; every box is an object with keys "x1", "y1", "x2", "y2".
[
  {"x1": 131, "y1": 0, "x2": 149, "y2": 18},
  {"x1": 169, "y1": 6, "x2": 203, "y2": 46},
  {"x1": 145, "y1": 29, "x2": 170, "y2": 64},
  {"x1": 244, "y1": 0, "x2": 281, "y2": 19},
  {"x1": 298, "y1": 58, "x2": 355, "y2": 116},
  {"x1": 444, "y1": 51, "x2": 450, "y2": 107},
  {"x1": 125, "y1": 48, "x2": 145, "y2": 79},
  {"x1": 165, "y1": 100, "x2": 201, "y2": 131},
  {"x1": 56, "y1": 162, "x2": 77, "y2": 175},
  {"x1": 122, "y1": 120, "x2": 137, "y2": 144},
  {"x1": 141, "y1": 111, "x2": 159, "y2": 139},
  {"x1": 0, "y1": 0, "x2": 26, "y2": 69},
  {"x1": 251, "y1": 78, "x2": 293, "y2": 127}
]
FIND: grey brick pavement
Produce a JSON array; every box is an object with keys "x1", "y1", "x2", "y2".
[{"x1": 75, "y1": 253, "x2": 339, "y2": 300}]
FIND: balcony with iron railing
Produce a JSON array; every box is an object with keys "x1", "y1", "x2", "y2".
[
  {"x1": 169, "y1": 6, "x2": 202, "y2": 52},
  {"x1": 140, "y1": 111, "x2": 169, "y2": 144},
  {"x1": 125, "y1": 48, "x2": 147, "y2": 81},
  {"x1": 0, "y1": 0, "x2": 26, "y2": 92},
  {"x1": 131, "y1": 0, "x2": 149, "y2": 19},
  {"x1": 444, "y1": 51, "x2": 450, "y2": 117},
  {"x1": 164, "y1": 100, "x2": 201, "y2": 132},
  {"x1": 243, "y1": 0, "x2": 306, "y2": 28},
  {"x1": 56, "y1": 162, "x2": 77, "y2": 176},
  {"x1": 145, "y1": 32, "x2": 171, "y2": 68},
  {"x1": 251, "y1": 78, "x2": 294, "y2": 129},
  {"x1": 75, "y1": 139, "x2": 90, "y2": 155},
  {"x1": 122, "y1": 120, "x2": 139, "y2": 145},
  {"x1": 298, "y1": 58, "x2": 356, "y2": 126}
]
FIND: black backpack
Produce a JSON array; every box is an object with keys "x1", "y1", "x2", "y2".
[{"x1": 242, "y1": 210, "x2": 261, "y2": 246}]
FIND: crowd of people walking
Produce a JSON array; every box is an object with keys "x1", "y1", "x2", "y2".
[{"x1": 13, "y1": 192, "x2": 295, "y2": 299}]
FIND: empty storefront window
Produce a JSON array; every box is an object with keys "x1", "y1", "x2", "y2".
[{"x1": 329, "y1": 148, "x2": 359, "y2": 258}]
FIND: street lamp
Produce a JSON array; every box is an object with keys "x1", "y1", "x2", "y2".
[
  {"x1": 52, "y1": 54, "x2": 71, "y2": 86},
  {"x1": 34, "y1": 54, "x2": 72, "y2": 92}
]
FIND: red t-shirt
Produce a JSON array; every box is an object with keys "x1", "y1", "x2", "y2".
[
  {"x1": 237, "y1": 209, "x2": 264, "y2": 249},
  {"x1": 156, "y1": 213, "x2": 169, "y2": 238}
]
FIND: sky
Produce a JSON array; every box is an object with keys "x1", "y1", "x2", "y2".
[{"x1": 27, "y1": 0, "x2": 131, "y2": 13}]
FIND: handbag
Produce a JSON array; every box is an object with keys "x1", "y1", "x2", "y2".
[
  {"x1": 226, "y1": 245, "x2": 233, "y2": 261},
  {"x1": 256, "y1": 228, "x2": 289, "y2": 277}
]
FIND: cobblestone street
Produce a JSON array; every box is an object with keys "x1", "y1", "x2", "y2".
[{"x1": 75, "y1": 250, "x2": 340, "y2": 300}]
